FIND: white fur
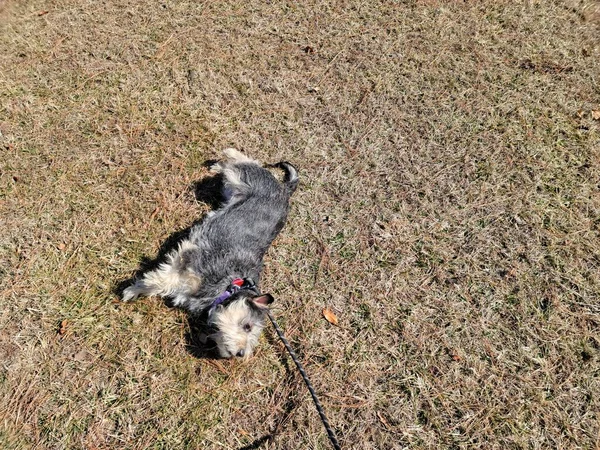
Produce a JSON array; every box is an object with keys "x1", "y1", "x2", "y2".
[
  {"x1": 222, "y1": 147, "x2": 260, "y2": 164},
  {"x1": 122, "y1": 240, "x2": 201, "y2": 303},
  {"x1": 222, "y1": 166, "x2": 246, "y2": 190},
  {"x1": 209, "y1": 149, "x2": 259, "y2": 200},
  {"x1": 211, "y1": 301, "x2": 264, "y2": 359},
  {"x1": 211, "y1": 149, "x2": 259, "y2": 179}
]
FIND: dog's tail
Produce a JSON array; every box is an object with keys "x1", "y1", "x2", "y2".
[{"x1": 273, "y1": 161, "x2": 299, "y2": 194}]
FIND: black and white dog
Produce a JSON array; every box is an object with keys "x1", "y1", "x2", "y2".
[{"x1": 122, "y1": 148, "x2": 298, "y2": 358}]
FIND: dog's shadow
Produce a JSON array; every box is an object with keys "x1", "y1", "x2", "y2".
[{"x1": 114, "y1": 163, "x2": 225, "y2": 359}]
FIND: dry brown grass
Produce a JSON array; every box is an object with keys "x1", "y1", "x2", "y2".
[{"x1": 1, "y1": 0, "x2": 600, "y2": 448}]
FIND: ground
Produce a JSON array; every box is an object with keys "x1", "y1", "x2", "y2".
[{"x1": 1, "y1": 0, "x2": 599, "y2": 449}]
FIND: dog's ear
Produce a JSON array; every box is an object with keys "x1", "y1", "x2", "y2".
[{"x1": 251, "y1": 293, "x2": 274, "y2": 308}]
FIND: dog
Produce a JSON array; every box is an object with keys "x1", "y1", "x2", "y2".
[{"x1": 122, "y1": 148, "x2": 298, "y2": 358}]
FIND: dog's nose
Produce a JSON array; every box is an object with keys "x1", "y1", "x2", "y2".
[{"x1": 236, "y1": 349, "x2": 245, "y2": 357}]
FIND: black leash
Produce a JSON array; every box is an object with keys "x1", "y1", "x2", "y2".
[{"x1": 266, "y1": 310, "x2": 341, "y2": 450}]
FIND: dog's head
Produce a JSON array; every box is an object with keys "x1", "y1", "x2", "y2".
[{"x1": 207, "y1": 292, "x2": 274, "y2": 359}]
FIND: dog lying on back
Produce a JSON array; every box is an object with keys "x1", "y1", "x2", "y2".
[{"x1": 122, "y1": 149, "x2": 298, "y2": 358}]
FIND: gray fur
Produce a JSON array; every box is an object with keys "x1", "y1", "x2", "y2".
[{"x1": 186, "y1": 162, "x2": 295, "y2": 307}]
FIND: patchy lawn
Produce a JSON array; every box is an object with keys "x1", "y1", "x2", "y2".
[{"x1": 1, "y1": 0, "x2": 599, "y2": 448}]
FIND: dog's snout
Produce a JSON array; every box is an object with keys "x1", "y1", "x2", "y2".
[{"x1": 236, "y1": 349, "x2": 245, "y2": 357}]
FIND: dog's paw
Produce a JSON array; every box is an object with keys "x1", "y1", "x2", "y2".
[
  {"x1": 209, "y1": 162, "x2": 224, "y2": 173},
  {"x1": 121, "y1": 286, "x2": 140, "y2": 302}
]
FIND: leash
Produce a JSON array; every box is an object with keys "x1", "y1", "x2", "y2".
[{"x1": 266, "y1": 310, "x2": 342, "y2": 450}]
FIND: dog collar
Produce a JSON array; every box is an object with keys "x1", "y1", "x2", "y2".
[{"x1": 210, "y1": 278, "x2": 256, "y2": 308}]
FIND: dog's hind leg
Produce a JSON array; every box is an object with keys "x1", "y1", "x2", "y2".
[
  {"x1": 209, "y1": 150, "x2": 257, "y2": 203},
  {"x1": 222, "y1": 148, "x2": 260, "y2": 165},
  {"x1": 121, "y1": 241, "x2": 201, "y2": 303},
  {"x1": 209, "y1": 148, "x2": 259, "y2": 174}
]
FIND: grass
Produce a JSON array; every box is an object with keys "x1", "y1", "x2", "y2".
[{"x1": 1, "y1": 0, "x2": 600, "y2": 448}]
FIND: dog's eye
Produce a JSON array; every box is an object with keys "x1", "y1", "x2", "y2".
[{"x1": 243, "y1": 323, "x2": 252, "y2": 332}]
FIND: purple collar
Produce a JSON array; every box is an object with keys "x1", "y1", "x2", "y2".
[{"x1": 210, "y1": 278, "x2": 256, "y2": 308}]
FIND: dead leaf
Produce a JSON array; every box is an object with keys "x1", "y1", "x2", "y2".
[
  {"x1": 37, "y1": 10, "x2": 49, "y2": 16},
  {"x1": 58, "y1": 320, "x2": 68, "y2": 335},
  {"x1": 592, "y1": 110, "x2": 600, "y2": 120},
  {"x1": 377, "y1": 411, "x2": 391, "y2": 429},
  {"x1": 145, "y1": 207, "x2": 160, "y2": 230},
  {"x1": 322, "y1": 308, "x2": 338, "y2": 325},
  {"x1": 149, "y1": 206, "x2": 159, "y2": 221},
  {"x1": 57, "y1": 242, "x2": 66, "y2": 251}
]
